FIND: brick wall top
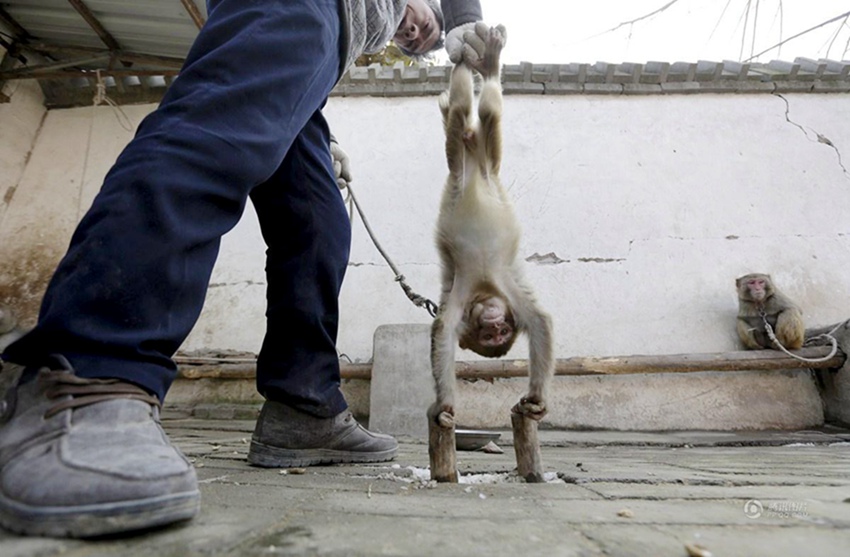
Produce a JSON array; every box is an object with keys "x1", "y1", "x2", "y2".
[{"x1": 332, "y1": 58, "x2": 850, "y2": 97}]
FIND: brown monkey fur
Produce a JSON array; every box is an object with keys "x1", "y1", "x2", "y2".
[{"x1": 736, "y1": 273, "x2": 805, "y2": 350}]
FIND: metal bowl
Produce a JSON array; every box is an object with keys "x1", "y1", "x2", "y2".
[{"x1": 455, "y1": 429, "x2": 501, "y2": 451}]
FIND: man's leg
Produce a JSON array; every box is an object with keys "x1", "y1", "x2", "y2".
[
  {"x1": 4, "y1": 0, "x2": 343, "y2": 397},
  {"x1": 246, "y1": 109, "x2": 397, "y2": 467},
  {"x1": 0, "y1": 0, "x2": 342, "y2": 538},
  {"x1": 250, "y1": 109, "x2": 350, "y2": 419}
]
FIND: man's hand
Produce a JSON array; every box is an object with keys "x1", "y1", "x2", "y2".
[
  {"x1": 444, "y1": 21, "x2": 477, "y2": 64},
  {"x1": 330, "y1": 140, "x2": 352, "y2": 190},
  {"x1": 459, "y1": 22, "x2": 507, "y2": 78}
]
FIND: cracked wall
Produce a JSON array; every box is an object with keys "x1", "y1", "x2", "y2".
[{"x1": 1, "y1": 88, "x2": 849, "y2": 365}]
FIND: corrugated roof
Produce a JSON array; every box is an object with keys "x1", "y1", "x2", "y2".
[
  {"x1": 1, "y1": 1, "x2": 849, "y2": 108},
  {"x1": 1, "y1": 0, "x2": 205, "y2": 58}
]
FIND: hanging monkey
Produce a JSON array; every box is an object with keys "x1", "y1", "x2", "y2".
[{"x1": 429, "y1": 24, "x2": 554, "y2": 429}]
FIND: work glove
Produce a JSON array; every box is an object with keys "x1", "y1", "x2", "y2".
[
  {"x1": 459, "y1": 22, "x2": 507, "y2": 75},
  {"x1": 330, "y1": 139, "x2": 352, "y2": 190},
  {"x1": 444, "y1": 21, "x2": 477, "y2": 64}
]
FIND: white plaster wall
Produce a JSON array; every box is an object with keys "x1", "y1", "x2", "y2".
[
  {"x1": 0, "y1": 78, "x2": 45, "y2": 226},
  {"x1": 1, "y1": 90, "x2": 848, "y2": 364}
]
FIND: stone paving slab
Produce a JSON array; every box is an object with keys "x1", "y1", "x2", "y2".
[{"x1": 1, "y1": 418, "x2": 848, "y2": 557}]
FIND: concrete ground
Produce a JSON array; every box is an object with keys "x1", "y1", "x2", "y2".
[{"x1": 2, "y1": 417, "x2": 849, "y2": 557}]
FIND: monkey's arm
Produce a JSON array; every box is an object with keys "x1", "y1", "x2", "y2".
[
  {"x1": 775, "y1": 307, "x2": 805, "y2": 350},
  {"x1": 737, "y1": 317, "x2": 764, "y2": 349},
  {"x1": 441, "y1": 64, "x2": 474, "y2": 181},
  {"x1": 430, "y1": 301, "x2": 463, "y2": 428},
  {"x1": 508, "y1": 279, "x2": 554, "y2": 419}
]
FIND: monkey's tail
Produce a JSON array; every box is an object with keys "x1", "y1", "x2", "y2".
[{"x1": 345, "y1": 184, "x2": 438, "y2": 318}]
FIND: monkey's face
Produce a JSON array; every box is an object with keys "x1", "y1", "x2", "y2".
[
  {"x1": 737, "y1": 274, "x2": 772, "y2": 302},
  {"x1": 459, "y1": 296, "x2": 516, "y2": 357}
]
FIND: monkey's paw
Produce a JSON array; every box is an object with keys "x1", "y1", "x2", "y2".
[
  {"x1": 428, "y1": 403, "x2": 456, "y2": 429},
  {"x1": 437, "y1": 410, "x2": 455, "y2": 429},
  {"x1": 512, "y1": 397, "x2": 547, "y2": 421}
]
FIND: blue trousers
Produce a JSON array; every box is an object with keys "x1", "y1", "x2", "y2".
[{"x1": 5, "y1": 0, "x2": 350, "y2": 417}]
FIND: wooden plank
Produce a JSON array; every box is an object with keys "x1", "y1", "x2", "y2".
[
  {"x1": 454, "y1": 346, "x2": 843, "y2": 378},
  {"x1": 177, "y1": 362, "x2": 372, "y2": 381},
  {"x1": 174, "y1": 345, "x2": 844, "y2": 382}
]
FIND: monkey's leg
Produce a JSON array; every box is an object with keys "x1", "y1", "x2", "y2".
[
  {"x1": 478, "y1": 78, "x2": 502, "y2": 175},
  {"x1": 442, "y1": 64, "x2": 475, "y2": 180},
  {"x1": 477, "y1": 28, "x2": 504, "y2": 174}
]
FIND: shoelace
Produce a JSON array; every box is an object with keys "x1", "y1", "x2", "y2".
[{"x1": 39, "y1": 370, "x2": 161, "y2": 418}]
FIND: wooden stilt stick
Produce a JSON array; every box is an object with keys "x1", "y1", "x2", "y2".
[
  {"x1": 428, "y1": 413, "x2": 458, "y2": 483},
  {"x1": 511, "y1": 410, "x2": 544, "y2": 483}
]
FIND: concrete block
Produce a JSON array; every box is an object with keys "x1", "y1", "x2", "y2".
[
  {"x1": 816, "y1": 321, "x2": 850, "y2": 426},
  {"x1": 368, "y1": 324, "x2": 825, "y2": 436},
  {"x1": 166, "y1": 376, "x2": 371, "y2": 422},
  {"x1": 582, "y1": 83, "x2": 624, "y2": 95},
  {"x1": 368, "y1": 324, "x2": 434, "y2": 438},
  {"x1": 453, "y1": 370, "x2": 823, "y2": 431},
  {"x1": 622, "y1": 83, "x2": 663, "y2": 95}
]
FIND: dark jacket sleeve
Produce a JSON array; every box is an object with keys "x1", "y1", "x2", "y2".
[{"x1": 440, "y1": 0, "x2": 482, "y2": 32}]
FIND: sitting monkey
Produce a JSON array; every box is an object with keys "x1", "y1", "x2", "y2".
[{"x1": 736, "y1": 273, "x2": 805, "y2": 350}]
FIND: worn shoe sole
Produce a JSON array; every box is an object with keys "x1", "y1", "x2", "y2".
[
  {"x1": 0, "y1": 489, "x2": 200, "y2": 538},
  {"x1": 247, "y1": 440, "x2": 397, "y2": 468}
]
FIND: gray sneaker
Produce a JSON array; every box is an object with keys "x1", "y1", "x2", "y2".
[
  {"x1": 247, "y1": 400, "x2": 398, "y2": 468},
  {"x1": 0, "y1": 356, "x2": 200, "y2": 538}
]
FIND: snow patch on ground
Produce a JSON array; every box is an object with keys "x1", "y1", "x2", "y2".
[{"x1": 358, "y1": 465, "x2": 563, "y2": 487}]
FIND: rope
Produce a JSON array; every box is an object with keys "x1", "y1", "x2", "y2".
[
  {"x1": 761, "y1": 310, "x2": 844, "y2": 363},
  {"x1": 78, "y1": 71, "x2": 135, "y2": 221},
  {"x1": 93, "y1": 70, "x2": 133, "y2": 132},
  {"x1": 344, "y1": 183, "x2": 438, "y2": 318}
]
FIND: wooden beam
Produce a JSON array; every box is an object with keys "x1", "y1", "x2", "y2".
[
  {"x1": 174, "y1": 345, "x2": 845, "y2": 382},
  {"x1": 0, "y1": 54, "x2": 111, "y2": 78},
  {"x1": 0, "y1": 34, "x2": 19, "y2": 102},
  {"x1": 0, "y1": 68, "x2": 180, "y2": 80},
  {"x1": 178, "y1": 362, "x2": 373, "y2": 381},
  {"x1": 43, "y1": 82, "x2": 171, "y2": 108},
  {"x1": 179, "y1": 0, "x2": 206, "y2": 30},
  {"x1": 23, "y1": 42, "x2": 185, "y2": 68},
  {"x1": 455, "y1": 346, "x2": 844, "y2": 378},
  {"x1": 67, "y1": 0, "x2": 121, "y2": 51}
]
